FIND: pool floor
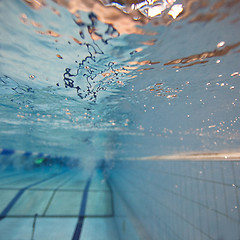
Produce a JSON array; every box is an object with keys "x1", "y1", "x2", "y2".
[{"x1": 0, "y1": 167, "x2": 119, "y2": 240}]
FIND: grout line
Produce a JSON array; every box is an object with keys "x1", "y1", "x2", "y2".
[
  {"x1": 3, "y1": 215, "x2": 114, "y2": 218},
  {"x1": 115, "y1": 170, "x2": 240, "y2": 223},
  {"x1": 31, "y1": 214, "x2": 38, "y2": 240},
  {"x1": 0, "y1": 171, "x2": 66, "y2": 220},
  {"x1": 42, "y1": 175, "x2": 75, "y2": 216},
  {"x1": 0, "y1": 187, "x2": 112, "y2": 192},
  {"x1": 131, "y1": 166, "x2": 240, "y2": 188}
]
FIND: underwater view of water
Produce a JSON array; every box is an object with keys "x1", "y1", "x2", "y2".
[
  {"x1": 0, "y1": 0, "x2": 239, "y2": 161},
  {"x1": 0, "y1": 0, "x2": 240, "y2": 239}
]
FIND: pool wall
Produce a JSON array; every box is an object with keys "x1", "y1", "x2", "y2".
[{"x1": 109, "y1": 160, "x2": 240, "y2": 240}]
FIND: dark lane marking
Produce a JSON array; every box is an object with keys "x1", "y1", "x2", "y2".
[
  {"x1": 72, "y1": 173, "x2": 93, "y2": 240},
  {"x1": 0, "y1": 171, "x2": 65, "y2": 220}
]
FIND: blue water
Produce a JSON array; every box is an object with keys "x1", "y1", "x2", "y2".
[
  {"x1": 0, "y1": 0, "x2": 240, "y2": 239},
  {"x1": 0, "y1": 0, "x2": 239, "y2": 160}
]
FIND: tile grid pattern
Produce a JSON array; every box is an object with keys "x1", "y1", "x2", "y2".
[
  {"x1": 0, "y1": 170, "x2": 113, "y2": 218},
  {"x1": 109, "y1": 160, "x2": 240, "y2": 240},
  {"x1": 0, "y1": 168, "x2": 115, "y2": 240}
]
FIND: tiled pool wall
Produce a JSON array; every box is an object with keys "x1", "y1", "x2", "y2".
[{"x1": 108, "y1": 160, "x2": 240, "y2": 240}]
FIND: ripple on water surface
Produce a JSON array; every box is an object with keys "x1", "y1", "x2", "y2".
[{"x1": 0, "y1": 0, "x2": 240, "y2": 159}]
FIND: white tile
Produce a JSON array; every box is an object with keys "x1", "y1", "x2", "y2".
[
  {"x1": 0, "y1": 218, "x2": 33, "y2": 240},
  {"x1": 86, "y1": 191, "x2": 113, "y2": 216},
  {"x1": 34, "y1": 217, "x2": 77, "y2": 240},
  {"x1": 45, "y1": 191, "x2": 82, "y2": 216},
  {"x1": 225, "y1": 186, "x2": 239, "y2": 221},
  {"x1": 222, "y1": 162, "x2": 235, "y2": 185},
  {"x1": 218, "y1": 215, "x2": 240, "y2": 240},
  {"x1": 59, "y1": 177, "x2": 87, "y2": 190},
  {"x1": 8, "y1": 190, "x2": 53, "y2": 216},
  {"x1": 0, "y1": 190, "x2": 18, "y2": 213},
  {"x1": 80, "y1": 218, "x2": 120, "y2": 240},
  {"x1": 232, "y1": 162, "x2": 240, "y2": 186},
  {"x1": 0, "y1": 173, "x2": 35, "y2": 187},
  {"x1": 31, "y1": 172, "x2": 73, "y2": 189}
]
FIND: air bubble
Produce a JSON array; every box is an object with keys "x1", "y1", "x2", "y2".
[{"x1": 29, "y1": 75, "x2": 35, "y2": 80}]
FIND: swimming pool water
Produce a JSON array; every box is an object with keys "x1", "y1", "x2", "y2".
[
  {"x1": 0, "y1": 0, "x2": 240, "y2": 239},
  {"x1": 1, "y1": 0, "x2": 240, "y2": 160}
]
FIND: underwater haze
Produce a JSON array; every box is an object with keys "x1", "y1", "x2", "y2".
[
  {"x1": 0, "y1": 1, "x2": 240, "y2": 240},
  {"x1": 0, "y1": 0, "x2": 239, "y2": 161}
]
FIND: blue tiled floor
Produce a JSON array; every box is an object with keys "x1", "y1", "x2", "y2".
[{"x1": 0, "y1": 167, "x2": 117, "y2": 240}]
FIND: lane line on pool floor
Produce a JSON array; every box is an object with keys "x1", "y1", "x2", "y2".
[
  {"x1": 71, "y1": 172, "x2": 93, "y2": 240},
  {"x1": 0, "y1": 171, "x2": 66, "y2": 220}
]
